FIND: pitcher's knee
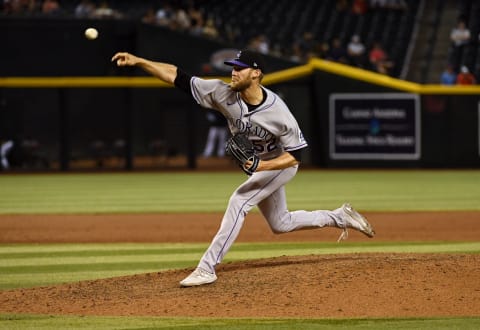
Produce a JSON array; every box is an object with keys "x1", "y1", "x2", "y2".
[
  {"x1": 267, "y1": 214, "x2": 293, "y2": 234},
  {"x1": 271, "y1": 227, "x2": 288, "y2": 234}
]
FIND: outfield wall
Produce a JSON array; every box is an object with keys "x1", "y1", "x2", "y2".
[
  {"x1": 1, "y1": 18, "x2": 479, "y2": 170},
  {"x1": 310, "y1": 69, "x2": 480, "y2": 168}
]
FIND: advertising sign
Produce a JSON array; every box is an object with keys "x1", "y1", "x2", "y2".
[{"x1": 329, "y1": 93, "x2": 420, "y2": 160}]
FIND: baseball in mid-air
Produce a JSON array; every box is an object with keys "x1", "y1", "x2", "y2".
[{"x1": 84, "y1": 27, "x2": 98, "y2": 40}]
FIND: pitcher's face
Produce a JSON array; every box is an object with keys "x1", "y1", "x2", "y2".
[{"x1": 230, "y1": 66, "x2": 259, "y2": 91}]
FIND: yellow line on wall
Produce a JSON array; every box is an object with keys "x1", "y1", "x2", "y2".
[{"x1": 1, "y1": 58, "x2": 479, "y2": 95}]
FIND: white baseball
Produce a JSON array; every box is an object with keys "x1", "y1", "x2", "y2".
[{"x1": 84, "y1": 28, "x2": 98, "y2": 40}]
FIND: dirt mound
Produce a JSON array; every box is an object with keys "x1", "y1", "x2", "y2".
[
  {"x1": 1, "y1": 211, "x2": 480, "y2": 318},
  {"x1": 1, "y1": 253, "x2": 479, "y2": 318}
]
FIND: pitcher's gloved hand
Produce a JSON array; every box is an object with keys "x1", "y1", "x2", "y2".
[{"x1": 225, "y1": 134, "x2": 259, "y2": 175}]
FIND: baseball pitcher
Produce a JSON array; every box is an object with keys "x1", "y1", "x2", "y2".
[{"x1": 111, "y1": 49, "x2": 375, "y2": 287}]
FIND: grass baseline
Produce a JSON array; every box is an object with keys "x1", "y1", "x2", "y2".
[{"x1": 1, "y1": 314, "x2": 480, "y2": 330}]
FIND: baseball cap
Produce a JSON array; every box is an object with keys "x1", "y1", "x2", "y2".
[{"x1": 224, "y1": 50, "x2": 266, "y2": 72}]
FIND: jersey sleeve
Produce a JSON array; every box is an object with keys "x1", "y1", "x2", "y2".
[
  {"x1": 281, "y1": 126, "x2": 308, "y2": 152},
  {"x1": 189, "y1": 77, "x2": 228, "y2": 110}
]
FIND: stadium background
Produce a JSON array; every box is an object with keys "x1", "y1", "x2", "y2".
[
  {"x1": 1, "y1": 0, "x2": 479, "y2": 171},
  {"x1": 1, "y1": 1, "x2": 480, "y2": 328}
]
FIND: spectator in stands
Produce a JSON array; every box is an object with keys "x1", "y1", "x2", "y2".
[
  {"x1": 41, "y1": 0, "x2": 60, "y2": 16},
  {"x1": 189, "y1": 18, "x2": 204, "y2": 36},
  {"x1": 3, "y1": 0, "x2": 38, "y2": 15},
  {"x1": 248, "y1": 34, "x2": 270, "y2": 55},
  {"x1": 269, "y1": 43, "x2": 283, "y2": 58},
  {"x1": 448, "y1": 20, "x2": 471, "y2": 70},
  {"x1": 171, "y1": 6, "x2": 191, "y2": 31},
  {"x1": 187, "y1": 3, "x2": 204, "y2": 36},
  {"x1": 141, "y1": 7, "x2": 156, "y2": 25},
  {"x1": 440, "y1": 65, "x2": 456, "y2": 85},
  {"x1": 202, "y1": 18, "x2": 219, "y2": 39},
  {"x1": 352, "y1": 0, "x2": 368, "y2": 15},
  {"x1": 326, "y1": 37, "x2": 348, "y2": 64},
  {"x1": 155, "y1": 3, "x2": 174, "y2": 27},
  {"x1": 450, "y1": 20, "x2": 471, "y2": 47},
  {"x1": 291, "y1": 31, "x2": 318, "y2": 63},
  {"x1": 289, "y1": 44, "x2": 304, "y2": 63},
  {"x1": 3, "y1": 0, "x2": 37, "y2": 16},
  {"x1": 316, "y1": 41, "x2": 330, "y2": 59},
  {"x1": 347, "y1": 34, "x2": 366, "y2": 67},
  {"x1": 74, "y1": 0, "x2": 95, "y2": 18},
  {"x1": 456, "y1": 66, "x2": 476, "y2": 85},
  {"x1": 368, "y1": 41, "x2": 394, "y2": 74},
  {"x1": 93, "y1": 1, "x2": 122, "y2": 19}
]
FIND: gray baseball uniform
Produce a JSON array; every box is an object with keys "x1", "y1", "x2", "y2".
[
  {"x1": 189, "y1": 78, "x2": 346, "y2": 274},
  {"x1": 109, "y1": 50, "x2": 372, "y2": 287}
]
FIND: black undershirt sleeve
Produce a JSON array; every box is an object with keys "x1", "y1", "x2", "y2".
[
  {"x1": 289, "y1": 149, "x2": 303, "y2": 162},
  {"x1": 173, "y1": 68, "x2": 192, "y2": 94}
]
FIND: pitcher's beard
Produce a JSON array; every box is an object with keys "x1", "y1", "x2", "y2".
[{"x1": 230, "y1": 80, "x2": 251, "y2": 92}]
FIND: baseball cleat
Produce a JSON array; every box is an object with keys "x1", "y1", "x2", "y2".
[
  {"x1": 337, "y1": 203, "x2": 375, "y2": 242},
  {"x1": 180, "y1": 267, "x2": 217, "y2": 287}
]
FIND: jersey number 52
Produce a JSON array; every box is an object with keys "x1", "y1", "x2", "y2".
[{"x1": 252, "y1": 137, "x2": 277, "y2": 153}]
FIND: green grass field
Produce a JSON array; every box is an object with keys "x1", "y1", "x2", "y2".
[
  {"x1": 0, "y1": 170, "x2": 479, "y2": 214},
  {"x1": 0, "y1": 170, "x2": 479, "y2": 329},
  {"x1": 1, "y1": 314, "x2": 480, "y2": 330}
]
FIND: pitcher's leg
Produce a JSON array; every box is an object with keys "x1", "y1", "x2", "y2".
[
  {"x1": 197, "y1": 169, "x2": 290, "y2": 273},
  {"x1": 197, "y1": 193, "x2": 250, "y2": 273},
  {"x1": 258, "y1": 187, "x2": 341, "y2": 233}
]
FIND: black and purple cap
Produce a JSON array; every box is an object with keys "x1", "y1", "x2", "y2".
[{"x1": 224, "y1": 50, "x2": 266, "y2": 72}]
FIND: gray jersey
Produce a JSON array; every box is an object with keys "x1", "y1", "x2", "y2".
[{"x1": 190, "y1": 78, "x2": 308, "y2": 160}]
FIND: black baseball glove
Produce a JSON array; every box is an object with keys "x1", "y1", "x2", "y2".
[{"x1": 225, "y1": 133, "x2": 260, "y2": 175}]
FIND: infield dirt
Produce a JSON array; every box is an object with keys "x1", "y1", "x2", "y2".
[{"x1": 0, "y1": 212, "x2": 479, "y2": 318}]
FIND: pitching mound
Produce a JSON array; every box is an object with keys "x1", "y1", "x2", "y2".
[
  {"x1": 1, "y1": 253, "x2": 479, "y2": 318},
  {"x1": 1, "y1": 211, "x2": 480, "y2": 318}
]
